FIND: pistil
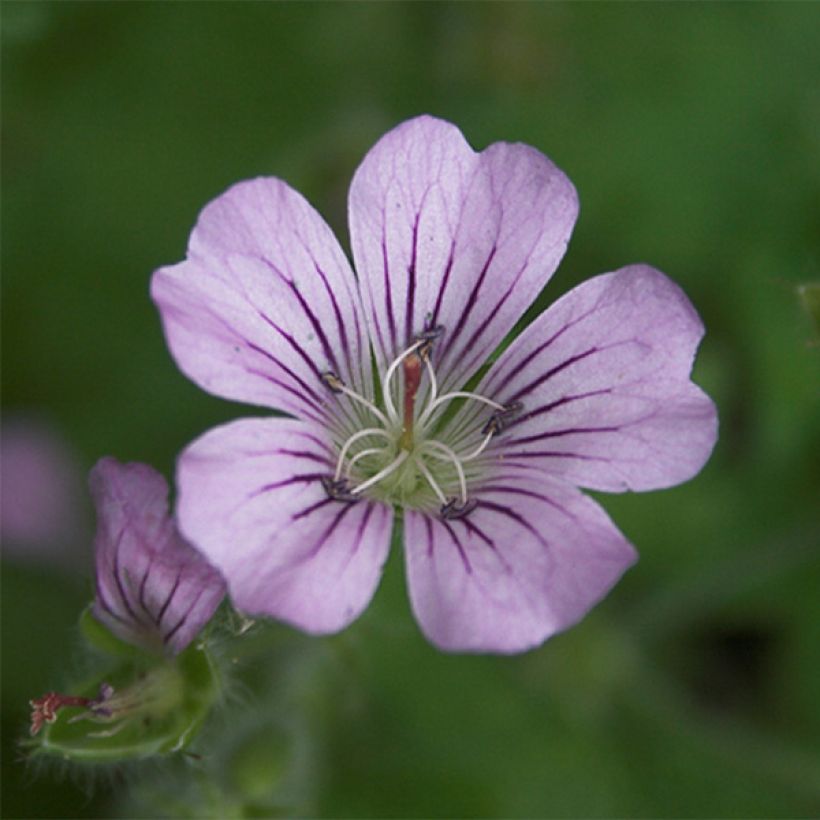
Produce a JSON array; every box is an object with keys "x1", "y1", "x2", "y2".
[{"x1": 399, "y1": 352, "x2": 422, "y2": 450}]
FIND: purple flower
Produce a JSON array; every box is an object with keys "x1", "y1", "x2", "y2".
[
  {"x1": 151, "y1": 116, "x2": 717, "y2": 653},
  {"x1": 91, "y1": 457, "x2": 225, "y2": 655}
]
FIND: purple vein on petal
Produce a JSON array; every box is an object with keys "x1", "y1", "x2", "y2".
[
  {"x1": 243, "y1": 341, "x2": 326, "y2": 409},
  {"x1": 138, "y1": 552, "x2": 157, "y2": 622},
  {"x1": 292, "y1": 497, "x2": 335, "y2": 522},
  {"x1": 424, "y1": 515, "x2": 435, "y2": 558},
  {"x1": 257, "y1": 258, "x2": 339, "y2": 372},
  {"x1": 428, "y1": 242, "x2": 456, "y2": 330},
  {"x1": 507, "y1": 348, "x2": 599, "y2": 404},
  {"x1": 276, "y1": 449, "x2": 330, "y2": 463},
  {"x1": 111, "y1": 529, "x2": 146, "y2": 626},
  {"x1": 381, "y1": 232, "x2": 397, "y2": 355},
  {"x1": 312, "y1": 260, "x2": 355, "y2": 378},
  {"x1": 287, "y1": 503, "x2": 356, "y2": 571},
  {"x1": 475, "y1": 500, "x2": 549, "y2": 550},
  {"x1": 460, "y1": 516, "x2": 515, "y2": 574},
  {"x1": 162, "y1": 585, "x2": 206, "y2": 647},
  {"x1": 487, "y1": 304, "x2": 600, "y2": 396},
  {"x1": 95, "y1": 577, "x2": 130, "y2": 625},
  {"x1": 286, "y1": 278, "x2": 338, "y2": 372},
  {"x1": 405, "y1": 211, "x2": 421, "y2": 347},
  {"x1": 503, "y1": 425, "x2": 621, "y2": 447},
  {"x1": 455, "y1": 242, "x2": 539, "y2": 379},
  {"x1": 254, "y1": 310, "x2": 326, "y2": 385},
  {"x1": 476, "y1": 483, "x2": 579, "y2": 522},
  {"x1": 439, "y1": 244, "x2": 497, "y2": 368},
  {"x1": 440, "y1": 518, "x2": 473, "y2": 575},
  {"x1": 506, "y1": 389, "x2": 613, "y2": 430},
  {"x1": 246, "y1": 472, "x2": 326, "y2": 501},
  {"x1": 501, "y1": 451, "x2": 611, "y2": 463},
  {"x1": 335, "y1": 502, "x2": 376, "y2": 577},
  {"x1": 155, "y1": 568, "x2": 183, "y2": 626}
]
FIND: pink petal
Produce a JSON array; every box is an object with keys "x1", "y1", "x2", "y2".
[
  {"x1": 348, "y1": 115, "x2": 578, "y2": 393},
  {"x1": 176, "y1": 417, "x2": 394, "y2": 634},
  {"x1": 403, "y1": 469, "x2": 637, "y2": 653},
  {"x1": 471, "y1": 265, "x2": 718, "y2": 492},
  {"x1": 90, "y1": 458, "x2": 225, "y2": 655},
  {"x1": 152, "y1": 178, "x2": 369, "y2": 424}
]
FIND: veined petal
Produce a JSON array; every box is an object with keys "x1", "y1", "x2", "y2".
[
  {"x1": 469, "y1": 265, "x2": 718, "y2": 492},
  {"x1": 348, "y1": 115, "x2": 578, "y2": 393},
  {"x1": 152, "y1": 178, "x2": 369, "y2": 424},
  {"x1": 176, "y1": 417, "x2": 393, "y2": 634},
  {"x1": 404, "y1": 469, "x2": 637, "y2": 653},
  {"x1": 90, "y1": 458, "x2": 225, "y2": 655}
]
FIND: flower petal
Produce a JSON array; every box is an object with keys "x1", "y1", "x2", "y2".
[
  {"x1": 471, "y1": 265, "x2": 718, "y2": 492},
  {"x1": 348, "y1": 115, "x2": 578, "y2": 392},
  {"x1": 152, "y1": 178, "x2": 369, "y2": 424},
  {"x1": 90, "y1": 458, "x2": 225, "y2": 655},
  {"x1": 403, "y1": 469, "x2": 637, "y2": 653},
  {"x1": 176, "y1": 417, "x2": 393, "y2": 634}
]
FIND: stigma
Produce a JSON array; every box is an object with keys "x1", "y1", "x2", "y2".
[{"x1": 320, "y1": 327, "x2": 521, "y2": 519}]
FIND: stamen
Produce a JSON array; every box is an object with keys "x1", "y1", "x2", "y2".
[
  {"x1": 349, "y1": 450, "x2": 409, "y2": 495},
  {"x1": 460, "y1": 430, "x2": 495, "y2": 462},
  {"x1": 321, "y1": 476, "x2": 360, "y2": 503},
  {"x1": 422, "y1": 353, "x2": 439, "y2": 408},
  {"x1": 415, "y1": 457, "x2": 448, "y2": 505},
  {"x1": 418, "y1": 391, "x2": 505, "y2": 430},
  {"x1": 345, "y1": 447, "x2": 389, "y2": 478},
  {"x1": 480, "y1": 401, "x2": 523, "y2": 436},
  {"x1": 381, "y1": 340, "x2": 424, "y2": 423},
  {"x1": 334, "y1": 428, "x2": 391, "y2": 481},
  {"x1": 420, "y1": 440, "x2": 468, "y2": 504},
  {"x1": 322, "y1": 371, "x2": 390, "y2": 427},
  {"x1": 440, "y1": 498, "x2": 479, "y2": 520},
  {"x1": 416, "y1": 325, "x2": 445, "y2": 361}
]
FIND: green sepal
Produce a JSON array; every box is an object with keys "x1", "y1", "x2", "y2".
[{"x1": 30, "y1": 643, "x2": 220, "y2": 762}]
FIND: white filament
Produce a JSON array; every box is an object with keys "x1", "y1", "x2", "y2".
[
  {"x1": 420, "y1": 440, "x2": 468, "y2": 504},
  {"x1": 415, "y1": 457, "x2": 448, "y2": 505},
  {"x1": 417, "y1": 390, "x2": 505, "y2": 430},
  {"x1": 334, "y1": 383, "x2": 390, "y2": 428},
  {"x1": 334, "y1": 428, "x2": 392, "y2": 481},
  {"x1": 345, "y1": 447, "x2": 389, "y2": 478},
  {"x1": 460, "y1": 430, "x2": 495, "y2": 462},
  {"x1": 349, "y1": 450, "x2": 409, "y2": 495}
]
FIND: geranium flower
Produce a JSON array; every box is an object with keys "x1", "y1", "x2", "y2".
[
  {"x1": 91, "y1": 457, "x2": 225, "y2": 655},
  {"x1": 151, "y1": 116, "x2": 717, "y2": 653}
]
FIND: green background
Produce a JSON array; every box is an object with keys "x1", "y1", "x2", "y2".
[{"x1": 2, "y1": 2, "x2": 819, "y2": 817}]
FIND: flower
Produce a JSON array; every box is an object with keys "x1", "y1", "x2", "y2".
[
  {"x1": 90, "y1": 457, "x2": 225, "y2": 655},
  {"x1": 151, "y1": 115, "x2": 717, "y2": 653}
]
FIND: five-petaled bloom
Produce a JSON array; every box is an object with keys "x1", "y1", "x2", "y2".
[
  {"x1": 91, "y1": 457, "x2": 225, "y2": 655},
  {"x1": 151, "y1": 116, "x2": 717, "y2": 653}
]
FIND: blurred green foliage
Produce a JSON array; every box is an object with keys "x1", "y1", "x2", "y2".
[{"x1": 2, "y1": 2, "x2": 819, "y2": 817}]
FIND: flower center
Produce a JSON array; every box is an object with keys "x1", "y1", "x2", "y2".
[{"x1": 321, "y1": 328, "x2": 521, "y2": 519}]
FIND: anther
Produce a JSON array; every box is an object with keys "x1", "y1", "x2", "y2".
[
  {"x1": 320, "y1": 476, "x2": 360, "y2": 503},
  {"x1": 481, "y1": 401, "x2": 523, "y2": 436},
  {"x1": 416, "y1": 325, "x2": 444, "y2": 360},
  {"x1": 440, "y1": 497, "x2": 479, "y2": 520},
  {"x1": 321, "y1": 371, "x2": 345, "y2": 394}
]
